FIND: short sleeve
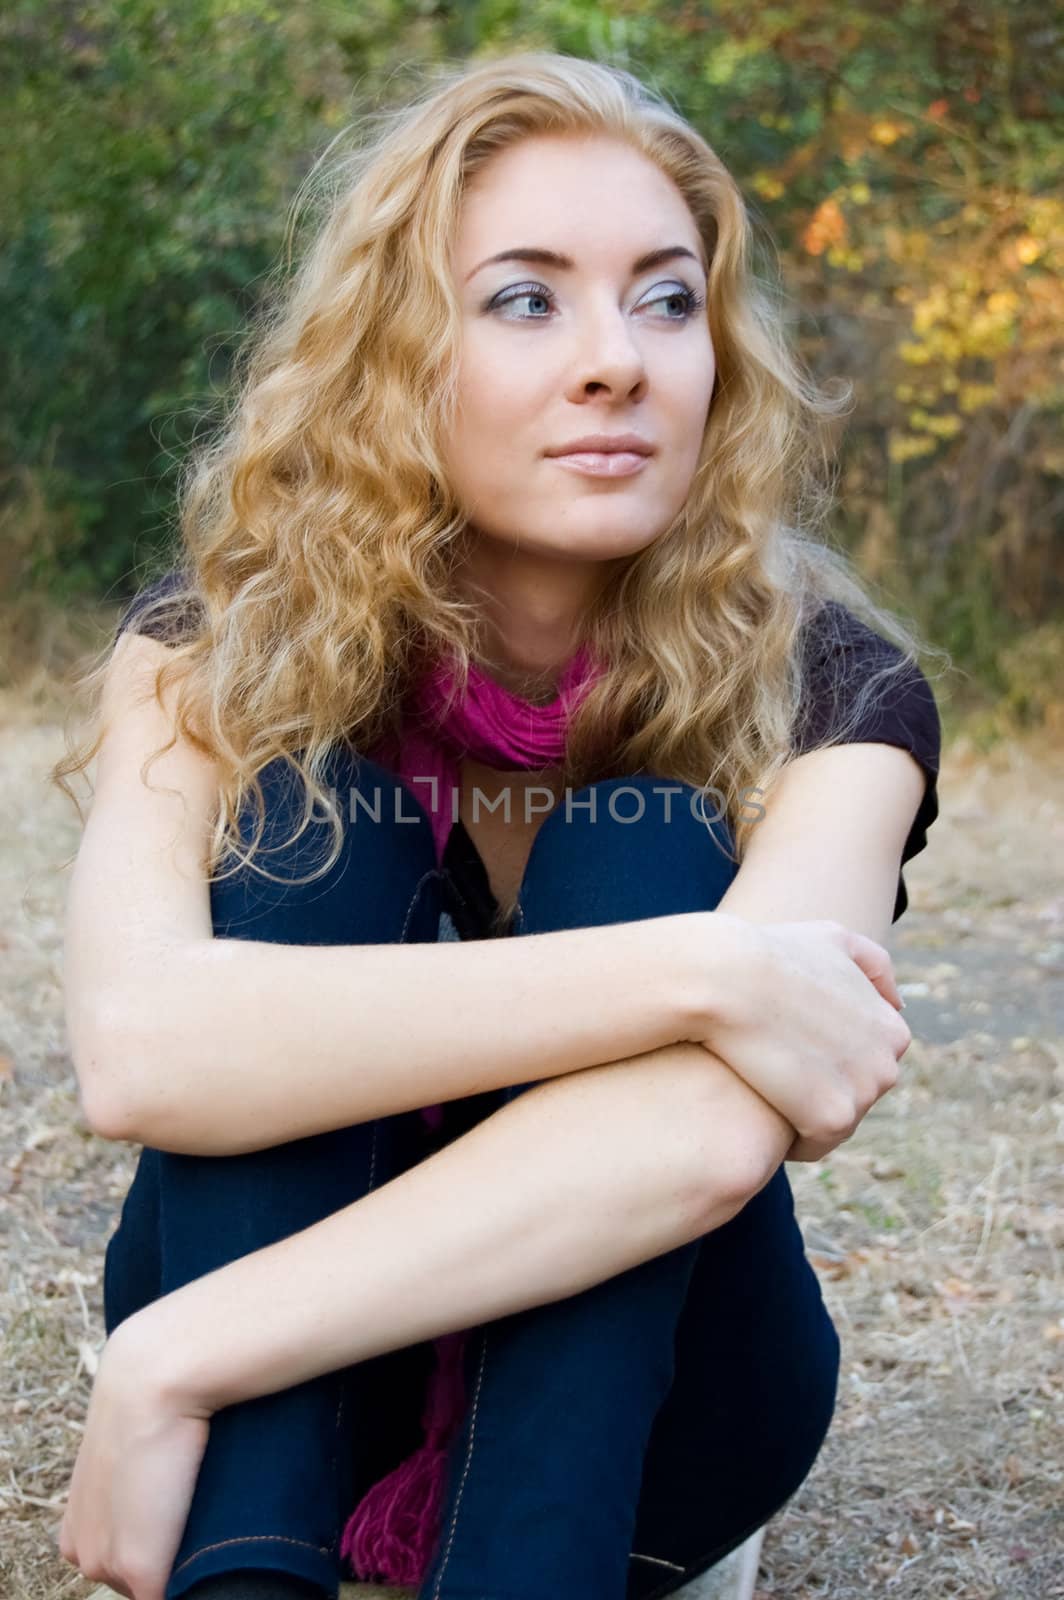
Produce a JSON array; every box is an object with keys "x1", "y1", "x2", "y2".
[
  {"x1": 115, "y1": 568, "x2": 204, "y2": 646},
  {"x1": 793, "y1": 601, "x2": 941, "y2": 923}
]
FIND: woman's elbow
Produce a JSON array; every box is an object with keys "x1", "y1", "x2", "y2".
[
  {"x1": 691, "y1": 1141, "x2": 781, "y2": 1235},
  {"x1": 68, "y1": 993, "x2": 151, "y2": 1142},
  {"x1": 684, "y1": 1056, "x2": 793, "y2": 1232}
]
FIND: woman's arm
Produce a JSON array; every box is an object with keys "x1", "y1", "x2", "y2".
[
  {"x1": 109, "y1": 740, "x2": 924, "y2": 1413},
  {"x1": 65, "y1": 632, "x2": 708, "y2": 1155},
  {"x1": 118, "y1": 1037, "x2": 791, "y2": 1414},
  {"x1": 716, "y1": 739, "x2": 929, "y2": 949},
  {"x1": 710, "y1": 738, "x2": 927, "y2": 1159}
]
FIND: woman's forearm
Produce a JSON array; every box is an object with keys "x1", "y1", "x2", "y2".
[
  {"x1": 124, "y1": 1039, "x2": 794, "y2": 1415},
  {"x1": 90, "y1": 913, "x2": 726, "y2": 1158}
]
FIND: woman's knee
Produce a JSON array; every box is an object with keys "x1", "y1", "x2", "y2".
[
  {"x1": 747, "y1": 1303, "x2": 840, "y2": 1523},
  {"x1": 497, "y1": 776, "x2": 738, "y2": 1107},
  {"x1": 513, "y1": 774, "x2": 740, "y2": 936},
  {"x1": 209, "y1": 749, "x2": 444, "y2": 947}
]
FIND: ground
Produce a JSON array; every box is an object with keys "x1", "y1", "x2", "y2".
[{"x1": 1, "y1": 684, "x2": 1061, "y2": 1600}]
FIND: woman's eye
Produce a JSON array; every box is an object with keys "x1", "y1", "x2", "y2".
[
  {"x1": 647, "y1": 286, "x2": 706, "y2": 319},
  {"x1": 488, "y1": 283, "x2": 706, "y2": 321},
  {"x1": 492, "y1": 285, "x2": 554, "y2": 318}
]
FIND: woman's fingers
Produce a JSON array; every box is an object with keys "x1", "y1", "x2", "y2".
[
  {"x1": 689, "y1": 914, "x2": 911, "y2": 1158},
  {"x1": 842, "y1": 926, "x2": 905, "y2": 1011},
  {"x1": 785, "y1": 1131, "x2": 835, "y2": 1163}
]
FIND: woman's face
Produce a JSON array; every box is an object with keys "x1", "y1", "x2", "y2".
[{"x1": 443, "y1": 133, "x2": 716, "y2": 579}]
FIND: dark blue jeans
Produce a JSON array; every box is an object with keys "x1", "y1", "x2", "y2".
[{"x1": 102, "y1": 750, "x2": 840, "y2": 1600}]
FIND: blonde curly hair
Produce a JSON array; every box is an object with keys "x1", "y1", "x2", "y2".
[{"x1": 50, "y1": 48, "x2": 947, "y2": 888}]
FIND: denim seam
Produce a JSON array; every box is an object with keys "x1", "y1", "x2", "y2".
[
  {"x1": 629, "y1": 1552, "x2": 686, "y2": 1572},
  {"x1": 171, "y1": 1532, "x2": 330, "y2": 1576},
  {"x1": 400, "y1": 866, "x2": 446, "y2": 942},
  {"x1": 368, "y1": 1118, "x2": 380, "y2": 1191},
  {"x1": 333, "y1": 1117, "x2": 381, "y2": 1552},
  {"x1": 440, "y1": 865, "x2": 475, "y2": 920},
  {"x1": 428, "y1": 1326, "x2": 489, "y2": 1600},
  {"x1": 330, "y1": 1372, "x2": 347, "y2": 1558}
]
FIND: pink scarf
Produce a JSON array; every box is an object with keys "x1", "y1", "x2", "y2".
[{"x1": 341, "y1": 641, "x2": 604, "y2": 1587}]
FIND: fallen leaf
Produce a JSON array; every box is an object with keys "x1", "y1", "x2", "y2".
[{"x1": 24, "y1": 1123, "x2": 64, "y2": 1151}]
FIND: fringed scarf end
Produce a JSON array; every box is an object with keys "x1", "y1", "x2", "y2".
[
  {"x1": 340, "y1": 1330, "x2": 470, "y2": 1587},
  {"x1": 340, "y1": 1439, "x2": 449, "y2": 1586}
]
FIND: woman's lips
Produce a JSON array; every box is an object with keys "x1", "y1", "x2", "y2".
[{"x1": 548, "y1": 451, "x2": 650, "y2": 478}]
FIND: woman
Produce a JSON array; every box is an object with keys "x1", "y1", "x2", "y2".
[{"x1": 52, "y1": 50, "x2": 943, "y2": 1600}]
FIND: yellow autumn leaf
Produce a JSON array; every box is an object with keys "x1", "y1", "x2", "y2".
[
  {"x1": 924, "y1": 413, "x2": 963, "y2": 438},
  {"x1": 752, "y1": 172, "x2": 785, "y2": 201},
  {"x1": 870, "y1": 118, "x2": 904, "y2": 146},
  {"x1": 959, "y1": 382, "x2": 998, "y2": 413},
  {"x1": 888, "y1": 433, "x2": 937, "y2": 463}
]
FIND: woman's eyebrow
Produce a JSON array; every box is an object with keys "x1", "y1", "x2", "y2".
[{"x1": 465, "y1": 245, "x2": 707, "y2": 282}]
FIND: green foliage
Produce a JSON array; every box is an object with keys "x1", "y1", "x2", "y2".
[
  {"x1": 2, "y1": 0, "x2": 1061, "y2": 695},
  {"x1": 2, "y1": 0, "x2": 331, "y2": 596}
]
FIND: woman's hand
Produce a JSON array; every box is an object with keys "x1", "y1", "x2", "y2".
[
  {"x1": 678, "y1": 912, "x2": 911, "y2": 1163},
  {"x1": 58, "y1": 1312, "x2": 212, "y2": 1600}
]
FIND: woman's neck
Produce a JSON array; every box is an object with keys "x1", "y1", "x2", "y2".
[
  {"x1": 456, "y1": 539, "x2": 614, "y2": 702},
  {"x1": 474, "y1": 655, "x2": 562, "y2": 706}
]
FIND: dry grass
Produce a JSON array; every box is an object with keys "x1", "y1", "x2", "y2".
[{"x1": 1, "y1": 672, "x2": 1062, "y2": 1600}]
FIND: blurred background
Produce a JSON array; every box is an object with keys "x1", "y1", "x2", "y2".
[
  {"x1": 1, "y1": 8, "x2": 1062, "y2": 1600},
  {"x1": 2, "y1": 0, "x2": 1062, "y2": 731}
]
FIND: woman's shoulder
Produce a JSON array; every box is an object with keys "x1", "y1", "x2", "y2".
[
  {"x1": 792, "y1": 598, "x2": 943, "y2": 921},
  {"x1": 794, "y1": 598, "x2": 942, "y2": 777},
  {"x1": 114, "y1": 567, "x2": 205, "y2": 647},
  {"x1": 799, "y1": 597, "x2": 912, "y2": 665}
]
